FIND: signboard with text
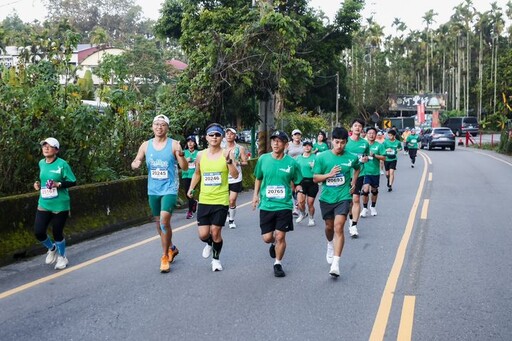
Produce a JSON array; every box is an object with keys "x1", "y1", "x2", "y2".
[{"x1": 388, "y1": 94, "x2": 446, "y2": 111}]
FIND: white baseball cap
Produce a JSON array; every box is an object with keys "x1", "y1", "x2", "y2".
[
  {"x1": 291, "y1": 129, "x2": 302, "y2": 135},
  {"x1": 225, "y1": 127, "x2": 237, "y2": 134},
  {"x1": 153, "y1": 114, "x2": 170, "y2": 125},
  {"x1": 40, "y1": 137, "x2": 60, "y2": 149}
]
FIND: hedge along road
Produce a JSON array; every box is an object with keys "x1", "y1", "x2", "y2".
[{"x1": 1, "y1": 147, "x2": 510, "y2": 340}]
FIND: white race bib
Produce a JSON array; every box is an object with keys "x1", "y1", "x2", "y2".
[
  {"x1": 203, "y1": 172, "x2": 222, "y2": 186},
  {"x1": 188, "y1": 162, "x2": 196, "y2": 169},
  {"x1": 41, "y1": 187, "x2": 58, "y2": 199},
  {"x1": 386, "y1": 149, "x2": 395, "y2": 155},
  {"x1": 151, "y1": 169, "x2": 168, "y2": 180},
  {"x1": 325, "y1": 174, "x2": 345, "y2": 187},
  {"x1": 266, "y1": 185, "x2": 285, "y2": 199}
]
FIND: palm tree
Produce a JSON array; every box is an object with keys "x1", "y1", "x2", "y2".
[{"x1": 423, "y1": 9, "x2": 437, "y2": 93}]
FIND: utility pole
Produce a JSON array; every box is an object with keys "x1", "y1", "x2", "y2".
[{"x1": 335, "y1": 72, "x2": 339, "y2": 127}]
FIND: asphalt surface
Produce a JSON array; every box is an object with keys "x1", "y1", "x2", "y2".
[{"x1": 1, "y1": 146, "x2": 511, "y2": 341}]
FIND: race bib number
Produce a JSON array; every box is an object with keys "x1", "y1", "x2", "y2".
[
  {"x1": 266, "y1": 185, "x2": 285, "y2": 199},
  {"x1": 326, "y1": 174, "x2": 345, "y2": 187},
  {"x1": 188, "y1": 162, "x2": 196, "y2": 169},
  {"x1": 151, "y1": 169, "x2": 168, "y2": 180},
  {"x1": 386, "y1": 149, "x2": 395, "y2": 155},
  {"x1": 41, "y1": 187, "x2": 58, "y2": 199},
  {"x1": 203, "y1": 172, "x2": 222, "y2": 186}
]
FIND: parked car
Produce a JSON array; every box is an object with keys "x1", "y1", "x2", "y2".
[
  {"x1": 443, "y1": 116, "x2": 479, "y2": 136},
  {"x1": 419, "y1": 127, "x2": 456, "y2": 150}
]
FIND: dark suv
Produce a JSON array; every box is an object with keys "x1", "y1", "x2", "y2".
[
  {"x1": 443, "y1": 116, "x2": 479, "y2": 136},
  {"x1": 419, "y1": 127, "x2": 455, "y2": 150}
]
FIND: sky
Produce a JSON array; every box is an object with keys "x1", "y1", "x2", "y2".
[{"x1": 0, "y1": 0, "x2": 509, "y2": 35}]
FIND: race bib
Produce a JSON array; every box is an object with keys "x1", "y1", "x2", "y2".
[
  {"x1": 151, "y1": 169, "x2": 168, "y2": 180},
  {"x1": 41, "y1": 187, "x2": 58, "y2": 199},
  {"x1": 203, "y1": 172, "x2": 222, "y2": 186},
  {"x1": 266, "y1": 185, "x2": 285, "y2": 199},
  {"x1": 188, "y1": 162, "x2": 196, "y2": 169},
  {"x1": 386, "y1": 148, "x2": 395, "y2": 155},
  {"x1": 325, "y1": 174, "x2": 345, "y2": 187}
]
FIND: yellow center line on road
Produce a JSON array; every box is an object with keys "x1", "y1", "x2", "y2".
[
  {"x1": 397, "y1": 295, "x2": 416, "y2": 341},
  {"x1": 369, "y1": 152, "x2": 428, "y2": 341},
  {"x1": 421, "y1": 199, "x2": 429, "y2": 220},
  {"x1": 0, "y1": 201, "x2": 253, "y2": 300}
]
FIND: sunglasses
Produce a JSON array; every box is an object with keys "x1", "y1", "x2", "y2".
[{"x1": 207, "y1": 132, "x2": 222, "y2": 137}]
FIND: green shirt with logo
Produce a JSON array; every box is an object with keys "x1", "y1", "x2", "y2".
[
  {"x1": 362, "y1": 142, "x2": 385, "y2": 176},
  {"x1": 383, "y1": 139, "x2": 402, "y2": 161},
  {"x1": 313, "y1": 150, "x2": 360, "y2": 204},
  {"x1": 182, "y1": 149, "x2": 198, "y2": 179},
  {"x1": 296, "y1": 153, "x2": 316, "y2": 178},
  {"x1": 254, "y1": 153, "x2": 302, "y2": 211},
  {"x1": 313, "y1": 142, "x2": 329, "y2": 154},
  {"x1": 406, "y1": 134, "x2": 419, "y2": 149},
  {"x1": 38, "y1": 157, "x2": 76, "y2": 212},
  {"x1": 346, "y1": 137, "x2": 369, "y2": 175}
]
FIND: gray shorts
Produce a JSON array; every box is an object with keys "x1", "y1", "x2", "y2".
[{"x1": 319, "y1": 200, "x2": 351, "y2": 220}]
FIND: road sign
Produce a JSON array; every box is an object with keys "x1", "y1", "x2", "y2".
[{"x1": 383, "y1": 119, "x2": 391, "y2": 129}]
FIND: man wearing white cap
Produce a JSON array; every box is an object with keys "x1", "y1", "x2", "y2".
[
  {"x1": 131, "y1": 114, "x2": 188, "y2": 273},
  {"x1": 224, "y1": 127, "x2": 248, "y2": 229},
  {"x1": 34, "y1": 137, "x2": 77, "y2": 270}
]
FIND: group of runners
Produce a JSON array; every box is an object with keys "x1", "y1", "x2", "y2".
[{"x1": 33, "y1": 114, "x2": 417, "y2": 278}]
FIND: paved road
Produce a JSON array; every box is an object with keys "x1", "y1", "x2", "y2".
[{"x1": 1, "y1": 148, "x2": 511, "y2": 340}]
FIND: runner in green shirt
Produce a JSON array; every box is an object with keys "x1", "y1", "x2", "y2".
[
  {"x1": 33, "y1": 137, "x2": 77, "y2": 270},
  {"x1": 295, "y1": 141, "x2": 319, "y2": 226},
  {"x1": 313, "y1": 127, "x2": 360, "y2": 278},
  {"x1": 382, "y1": 129, "x2": 402, "y2": 192},
  {"x1": 406, "y1": 128, "x2": 419, "y2": 168},
  {"x1": 182, "y1": 135, "x2": 199, "y2": 219},
  {"x1": 252, "y1": 130, "x2": 303, "y2": 277},
  {"x1": 313, "y1": 131, "x2": 329, "y2": 154},
  {"x1": 360, "y1": 127, "x2": 386, "y2": 218},
  {"x1": 344, "y1": 118, "x2": 370, "y2": 238}
]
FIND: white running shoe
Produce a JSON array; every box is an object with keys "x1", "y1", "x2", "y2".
[
  {"x1": 229, "y1": 221, "x2": 236, "y2": 229},
  {"x1": 349, "y1": 225, "x2": 359, "y2": 238},
  {"x1": 326, "y1": 243, "x2": 334, "y2": 264},
  {"x1": 296, "y1": 212, "x2": 307, "y2": 223},
  {"x1": 211, "y1": 259, "x2": 223, "y2": 271},
  {"x1": 54, "y1": 256, "x2": 68, "y2": 270},
  {"x1": 360, "y1": 208, "x2": 368, "y2": 218},
  {"x1": 329, "y1": 263, "x2": 340, "y2": 277},
  {"x1": 370, "y1": 207, "x2": 378, "y2": 216},
  {"x1": 307, "y1": 218, "x2": 315, "y2": 227},
  {"x1": 45, "y1": 247, "x2": 57, "y2": 264},
  {"x1": 202, "y1": 244, "x2": 212, "y2": 258}
]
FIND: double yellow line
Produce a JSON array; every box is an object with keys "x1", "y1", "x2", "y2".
[{"x1": 369, "y1": 151, "x2": 431, "y2": 340}]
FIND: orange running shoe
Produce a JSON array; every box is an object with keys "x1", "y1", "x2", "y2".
[
  {"x1": 160, "y1": 255, "x2": 170, "y2": 273},
  {"x1": 168, "y1": 246, "x2": 179, "y2": 263}
]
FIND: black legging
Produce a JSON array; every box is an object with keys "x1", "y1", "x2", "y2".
[
  {"x1": 182, "y1": 178, "x2": 196, "y2": 212},
  {"x1": 408, "y1": 149, "x2": 418, "y2": 164},
  {"x1": 34, "y1": 210, "x2": 69, "y2": 242}
]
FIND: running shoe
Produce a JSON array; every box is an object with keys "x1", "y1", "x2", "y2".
[
  {"x1": 370, "y1": 207, "x2": 378, "y2": 216},
  {"x1": 307, "y1": 218, "x2": 315, "y2": 227},
  {"x1": 186, "y1": 211, "x2": 193, "y2": 219},
  {"x1": 273, "y1": 264, "x2": 285, "y2": 277},
  {"x1": 387, "y1": 186, "x2": 392, "y2": 192},
  {"x1": 329, "y1": 263, "x2": 340, "y2": 278},
  {"x1": 228, "y1": 220, "x2": 236, "y2": 229},
  {"x1": 160, "y1": 255, "x2": 170, "y2": 273},
  {"x1": 211, "y1": 259, "x2": 223, "y2": 271},
  {"x1": 269, "y1": 244, "x2": 276, "y2": 259},
  {"x1": 45, "y1": 247, "x2": 57, "y2": 264},
  {"x1": 292, "y1": 207, "x2": 299, "y2": 216},
  {"x1": 54, "y1": 256, "x2": 68, "y2": 270},
  {"x1": 326, "y1": 242, "x2": 334, "y2": 264},
  {"x1": 349, "y1": 225, "x2": 359, "y2": 238},
  {"x1": 296, "y1": 212, "x2": 307, "y2": 223},
  {"x1": 168, "y1": 246, "x2": 179, "y2": 263},
  {"x1": 202, "y1": 244, "x2": 212, "y2": 258},
  {"x1": 360, "y1": 208, "x2": 368, "y2": 218},
  {"x1": 411, "y1": 164, "x2": 414, "y2": 168}
]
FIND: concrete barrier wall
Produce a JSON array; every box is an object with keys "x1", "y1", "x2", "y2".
[{"x1": 0, "y1": 159, "x2": 257, "y2": 265}]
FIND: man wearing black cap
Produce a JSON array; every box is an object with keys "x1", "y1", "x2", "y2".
[{"x1": 252, "y1": 130, "x2": 303, "y2": 277}]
